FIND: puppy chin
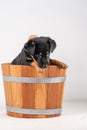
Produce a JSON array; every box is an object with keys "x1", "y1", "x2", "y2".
[
  {"x1": 31, "y1": 60, "x2": 44, "y2": 73},
  {"x1": 39, "y1": 68, "x2": 45, "y2": 73}
]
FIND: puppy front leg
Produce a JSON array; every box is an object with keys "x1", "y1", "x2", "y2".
[{"x1": 49, "y1": 59, "x2": 68, "y2": 69}]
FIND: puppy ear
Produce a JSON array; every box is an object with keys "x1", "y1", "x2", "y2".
[
  {"x1": 24, "y1": 42, "x2": 28, "y2": 49},
  {"x1": 48, "y1": 39, "x2": 56, "y2": 52},
  {"x1": 24, "y1": 40, "x2": 36, "y2": 55}
]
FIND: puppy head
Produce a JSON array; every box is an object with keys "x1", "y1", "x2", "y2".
[
  {"x1": 24, "y1": 36, "x2": 56, "y2": 68},
  {"x1": 33, "y1": 37, "x2": 56, "y2": 68}
]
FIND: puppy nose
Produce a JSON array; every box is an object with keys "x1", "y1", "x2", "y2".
[{"x1": 42, "y1": 64, "x2": 48, "y2": 68}]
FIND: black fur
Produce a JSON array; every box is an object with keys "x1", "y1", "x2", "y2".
[{"x1": 11, "y1": 36, "x2": 56, "y2": 68}]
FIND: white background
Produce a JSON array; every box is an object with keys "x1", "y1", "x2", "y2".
[{"x1": 0, "y1": 0, "x2": 87, "y2": 106}]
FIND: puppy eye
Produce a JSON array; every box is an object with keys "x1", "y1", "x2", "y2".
[
  {"x1": 39, "y1": 53, "x2": 42, "y2": 56},
  {"x1": 46, "y1": 51, "x2": 49, "y2": 55},
  {"x1": 32, "y1": 42, "x2": 35, "y2": 45}
]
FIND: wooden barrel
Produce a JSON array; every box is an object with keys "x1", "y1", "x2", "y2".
[{"x1": 1, "y1": 63, "x2": 67, "y2": 118}]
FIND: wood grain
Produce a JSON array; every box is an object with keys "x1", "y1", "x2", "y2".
[
  {"x1": 1, "y1": 63, "x2": 14, "y2": 116},
  {"x1": 34, "y1": 68, "x2": 48, "y2": 118},
  {"x1": 21, "y1": 66, "x2": 35, "y2": 118},
  {"x1": 9, "y1": 65, "x2": 23, "y2": 117},
  {"x1": 46, "y1": 66, "x2": 58, "y2": 118}
]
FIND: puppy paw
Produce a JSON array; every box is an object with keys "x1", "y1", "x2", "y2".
[
  {"x1": 58, "y1": 62, "x2": 68, "y2": 69},
  {"x1": 28, "y1": 35, "x2": 38, "y2": 40},
  {"x1": 50, "y1": 59, "x2": 68, "y2": 69}
]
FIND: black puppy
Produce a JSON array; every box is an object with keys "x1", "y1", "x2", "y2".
[{"x1": 11, "y1": 36, "x2": 56, "y2": 68}]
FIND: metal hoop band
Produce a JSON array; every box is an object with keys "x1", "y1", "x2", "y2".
[{"x1": 3, "y1": 76, "x2": 66, "y2": 84}]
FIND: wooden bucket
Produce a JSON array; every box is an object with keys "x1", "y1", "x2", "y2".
[{"x1": 1, "y1": 63, "x2": 67, "y2": 118}]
